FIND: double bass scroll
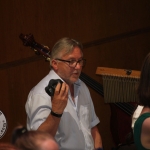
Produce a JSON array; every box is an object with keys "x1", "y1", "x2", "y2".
[{"x1": 19, "y1": 33, "x2": 51, "y2": 61}]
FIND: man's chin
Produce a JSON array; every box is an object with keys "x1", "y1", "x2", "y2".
[{"x1": 70, "y1": 77, "x2": 78, "y2": 84}]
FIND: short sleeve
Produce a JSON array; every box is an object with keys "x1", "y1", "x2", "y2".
[{"x1": 26, "y1": 91, "x2": 51, "y2": 130}]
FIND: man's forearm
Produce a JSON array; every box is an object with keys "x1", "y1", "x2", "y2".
[{"x1": 91, "y1": 126, "x2": 103, "y2": 149}]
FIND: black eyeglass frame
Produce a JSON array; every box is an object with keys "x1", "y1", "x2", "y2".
[{"x1": 55, "y1": 58, "x2": 86, "y2": 68}]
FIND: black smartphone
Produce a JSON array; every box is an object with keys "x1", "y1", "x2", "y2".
[{"x1": 45, "y1": 79, "x2": 63, "y2": 96}]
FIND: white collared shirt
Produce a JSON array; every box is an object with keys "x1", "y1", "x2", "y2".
[{"x1": 26, "y1": 70, "x2": 100, "y2": 150}]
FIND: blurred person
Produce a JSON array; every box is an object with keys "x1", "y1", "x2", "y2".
[
  {"x1": 11, "y1": 126, "x2": 59, "y2": 150},
  {"x1": 133, "y1": 52, "x2": 150, "y2": 149}
]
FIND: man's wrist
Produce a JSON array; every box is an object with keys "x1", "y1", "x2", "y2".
[{"x1": 51, "y1": 110, "x2": 63, "y2": 118}]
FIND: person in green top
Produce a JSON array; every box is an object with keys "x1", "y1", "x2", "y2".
[
  {"x1": 134, "y1": 52, "x2": 150, "y2": 150},
  {"x1": 134, "y1": 113, "x2": 150, "y2": 150}
]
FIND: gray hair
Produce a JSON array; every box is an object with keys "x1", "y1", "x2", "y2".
[{"x1": 50, "y1": 37, "x2": 83, "y2": 65}]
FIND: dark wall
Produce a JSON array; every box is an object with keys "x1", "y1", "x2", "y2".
[{"x1": 0, "y1": 1, "x2": 150, "y2": 149}]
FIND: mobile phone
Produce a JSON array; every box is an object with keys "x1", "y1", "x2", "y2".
[{"x1": 45, "y1": 79, "x2": 63, "y2": 96}]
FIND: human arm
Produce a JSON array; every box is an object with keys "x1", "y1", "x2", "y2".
[
  {"x1": 91, "y1": 125, "x2": 103, "y2": 149},
  {"x1": 37, "y1": 82, "x2": 69, "y2": 136}
]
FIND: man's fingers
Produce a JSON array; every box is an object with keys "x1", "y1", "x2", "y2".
[
  {"x1": 51, "y1": 82, "x2": 69, "y2": 114},
  {"x1": 54, "y1": 82, "x2": 69, "y2": 96},
  {"x1": 54, "y1": 82, "x2": 62, "y2": 95},
  {"x1": 59, "y1": 83, "x2": 67, "y2": 95}
]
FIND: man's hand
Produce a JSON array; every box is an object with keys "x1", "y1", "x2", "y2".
[
  {"x1": 91, "y1": 126, "x2": 103, "y2": 149},
  {"x1": 51, "y1": 82, "x2": 69, "y2": 114}
]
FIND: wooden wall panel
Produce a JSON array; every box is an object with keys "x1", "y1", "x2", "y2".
[
  {"x1": 0, "y1": 0, "x2": 150, "y2": 149},
  {"x1": 0, "y1": 60, "x2": 50, "y2": 141},
  {"x1": 83, "y1": 33, "x2": 150, "y2": 74}
]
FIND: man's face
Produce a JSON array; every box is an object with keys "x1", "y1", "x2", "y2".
[{"x1": 53, "y1": 46, "x2": 83, "y2": 85}]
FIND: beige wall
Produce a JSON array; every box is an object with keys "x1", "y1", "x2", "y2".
[{"x1": 0, "y1": 0, "x2": 150, "y2": 149}]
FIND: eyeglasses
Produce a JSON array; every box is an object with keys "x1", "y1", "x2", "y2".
[{"x1": 55, "y1": 58, "x2": 86, "y2": 68}]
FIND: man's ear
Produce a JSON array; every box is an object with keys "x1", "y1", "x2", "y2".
[{"x1": 51, "y1": 59, "x2": 58, "y2": 70}]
